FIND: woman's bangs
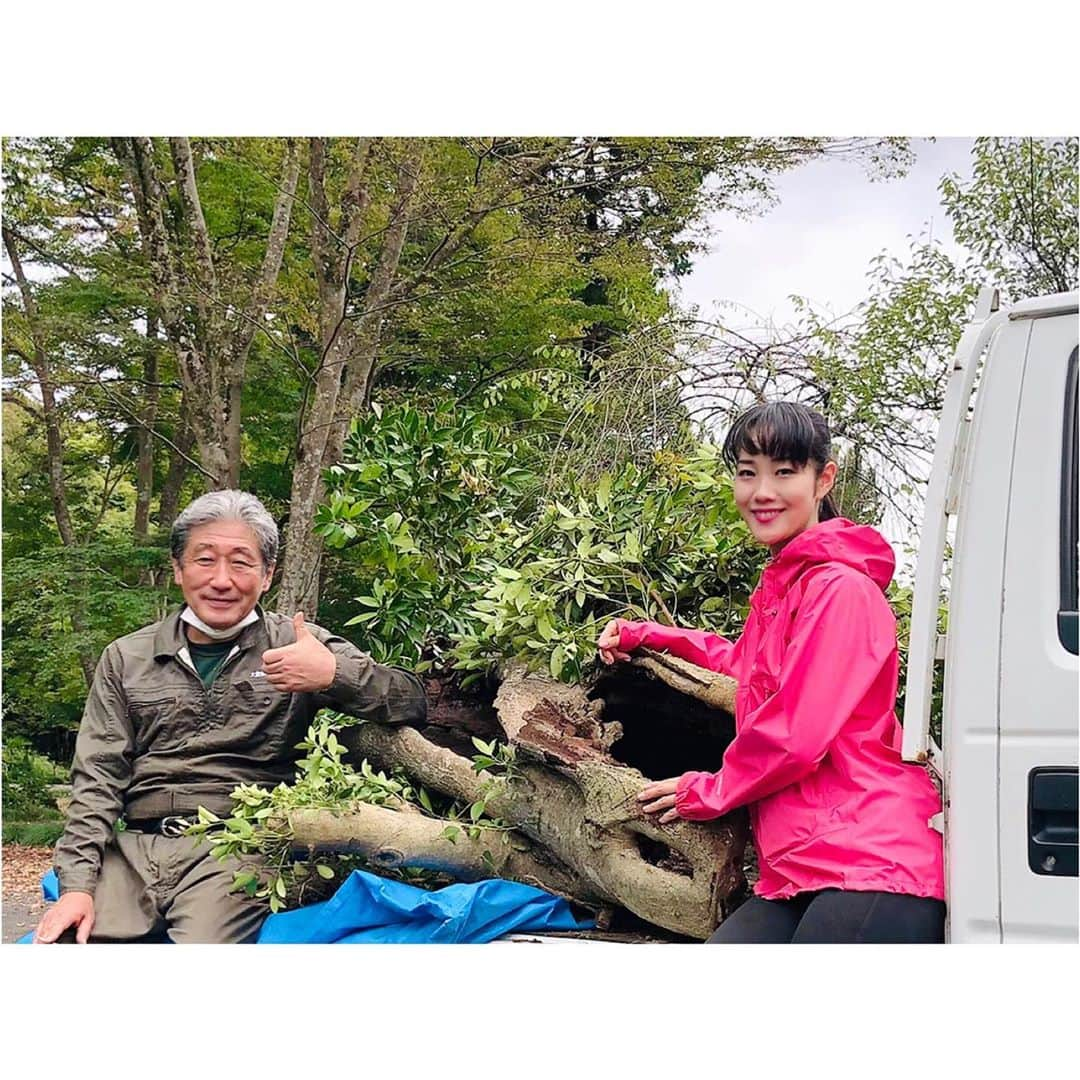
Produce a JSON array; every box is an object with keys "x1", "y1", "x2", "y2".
[{"x1": 724, "y1": 405, "x2": 815, "y2": 468}]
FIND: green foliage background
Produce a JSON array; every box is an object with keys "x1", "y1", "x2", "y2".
[{"x1": 316, "y1": 400, "x2": 764, "y2": 682}]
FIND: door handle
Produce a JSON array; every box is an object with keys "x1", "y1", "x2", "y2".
[{"x1": 1028, "y1": 767, "x2": 1079, "y2": 876}]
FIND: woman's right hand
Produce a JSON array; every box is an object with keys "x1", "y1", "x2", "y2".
[{"x1": 597, "y1": 619, "x2": 632, "y2": 664}]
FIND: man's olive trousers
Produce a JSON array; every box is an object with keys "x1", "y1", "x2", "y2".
[{"x1": 68, "y1": 829, "x2": 268, "y2": 944}]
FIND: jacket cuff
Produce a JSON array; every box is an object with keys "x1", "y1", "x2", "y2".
[
  {"x1": 674, "y1": 770, "x2": 720, "y2": 821},
  {"x1": 57, "y1": 875, "x2": 97, "y2": 899},
  {"x1": 326, "y1": 652, "x2": 365, "y2": 698},
  {"x1": 322, "y1": 653, "x2": 427, "y2": 726},
  {"x1": 615, "y1": 619, "x2": 653, "y2": 652}
]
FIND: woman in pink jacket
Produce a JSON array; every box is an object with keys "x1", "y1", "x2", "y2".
[{"x1": 598, "y1": 402, "x2": 945, "y2": 943}]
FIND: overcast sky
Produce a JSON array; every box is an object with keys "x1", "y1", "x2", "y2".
[
  {"x1": 670, "y1": 137, "x2": 976, "y2": 330},
  {"x1": 662, "y1": 137, "x2": 980, "y2": 571}
]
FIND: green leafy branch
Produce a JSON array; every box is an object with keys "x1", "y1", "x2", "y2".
[{"x1": 184, "y1": 715, "x2": 523, "y2": 912}]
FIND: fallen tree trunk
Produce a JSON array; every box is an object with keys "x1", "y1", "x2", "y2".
[
  {"x1": 289, "y1": 803, "x2": 584, "y2": 898},
  {"x1": 314, "y1": 658, "x2": 747, "y2": 940}
]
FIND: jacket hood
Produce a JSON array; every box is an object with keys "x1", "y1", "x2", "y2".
[{"x1": 763, "y1": 517, "x2": 896, "y2": 594}]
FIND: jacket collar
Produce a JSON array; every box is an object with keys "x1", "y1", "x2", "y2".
[
  {"x1": 758, "y1": 516, "x2": 895, "y2": 598},
  {"x1": 153, "y1": 603, "x2": 269, "y2": 660},
  {"x1": 760, "y1": 514, "x2": 851, "y2": 600}
]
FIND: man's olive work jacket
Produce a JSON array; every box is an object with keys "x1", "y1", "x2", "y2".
[{"x1": 54, "y1": 606, "x2": 427, "y2": 897}]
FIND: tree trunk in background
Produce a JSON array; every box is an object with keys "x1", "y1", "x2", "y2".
[
  {"x1": 325, "y1": 142, "x2": 423, "y2": 463},
  {"x1": 4, "y1": 227, "x2": 78, "y2": 548},
  {"x1": 133, "y1": 311, "x2": 160, "y2": 541},
  {"x1": 225, "y1": 139, "x2": 301, "y2": 488},
  {"x1": 3, "y1": 225, "x2": 96, "y2": 688},
  {"x1": 277, "y1": 141, "x2": 422, "y2": 615},
  {"x1": 157, "y1": 401, "x2": 195, "y2": 535},
  {"x1": 276, "y1": 138, "x2": 374, "y2": 616}
]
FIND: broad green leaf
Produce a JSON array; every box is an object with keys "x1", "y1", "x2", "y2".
[{"x1": 596, "y1": 473, "x2": 612, "y2": 510}]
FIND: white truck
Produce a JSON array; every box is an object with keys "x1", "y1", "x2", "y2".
[{"x1": 903, "y1": 286, "x2": 1079, "y2": 943}]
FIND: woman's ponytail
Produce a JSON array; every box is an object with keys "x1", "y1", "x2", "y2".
[{"x1": 818, "y1": 492, "x2": 840, "y2": 521}]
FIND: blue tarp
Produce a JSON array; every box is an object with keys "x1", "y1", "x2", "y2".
[{"x1": 20, "y1": 868, "x2": 592, "y2": 944}]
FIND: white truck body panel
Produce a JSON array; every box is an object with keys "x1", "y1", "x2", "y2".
[
  {"x1": 943, "y1": 314, "x2": 1030, "y2": 942},
  {"x1": 909, "y1": 289, "x2": 1079, "y2": 943},
  {"x1": 901, "y1": 289, "x2": 1007, "y2": 773},
  {"x1": 997, "y1": 308, "x2": 1079, "y2": 941}
]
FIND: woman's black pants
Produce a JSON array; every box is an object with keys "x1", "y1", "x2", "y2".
[{"x1": 708, "y1": 888, "x2": 946, "y2": 943}]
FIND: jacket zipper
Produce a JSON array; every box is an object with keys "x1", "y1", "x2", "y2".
[{"x1": 176, "y1": 643, "x2": 248, "y2": 729}]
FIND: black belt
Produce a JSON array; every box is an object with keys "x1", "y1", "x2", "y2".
[{"x1": 124, "y1": 815, "x2": 218, "y2": 837}]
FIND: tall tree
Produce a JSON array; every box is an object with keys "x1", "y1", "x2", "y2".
[
  {"x1": 276, "y1": 137, "x2": 913, "y2": 614},
  {"x1": 112, "y1": 136, "x2": 301, "y2": 489},
  {"x1": 940, "y1": 136, "x2": 1078, "y2": 299}
]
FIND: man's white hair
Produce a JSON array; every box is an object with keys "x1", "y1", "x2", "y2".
[{"x1": 170, "y1": 490, "x2": 279, "y2": 567}]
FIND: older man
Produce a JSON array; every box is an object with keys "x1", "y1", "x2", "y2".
[{"x1": 33, "y1": 490, "x2": 427, "y2": 944}]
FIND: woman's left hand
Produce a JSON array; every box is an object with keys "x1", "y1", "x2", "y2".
[{"x1": 638, "y1": 777, "x2": 682, "y2": 824}]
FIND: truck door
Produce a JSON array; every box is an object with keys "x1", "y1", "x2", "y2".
[{"x1": 999, "y1": 313, "x2": 1079, "y2": 942}]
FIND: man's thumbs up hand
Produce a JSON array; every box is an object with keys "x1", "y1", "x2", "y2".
[{"x1": 262, "y1": 611, "x2": 337, "y2": 693}]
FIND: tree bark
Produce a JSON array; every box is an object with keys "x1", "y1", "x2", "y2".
[
  {"x1": 168, "y1": 137, "x2": 221, "y2": 347},
  {"x1": 276, "y1": 138, "x2": 375, "y2": 616},
  {"x1": 157, "y1": 399, "x2": 195, "y2": 534},
  {"x1": 133, "y1": 312, "x2": 160, "y2": 541}
]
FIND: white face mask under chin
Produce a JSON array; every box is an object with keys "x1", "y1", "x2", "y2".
[{"x1": 180, "y1": 606, "x2": 260, "y2": 641}]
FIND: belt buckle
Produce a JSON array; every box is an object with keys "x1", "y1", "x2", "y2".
[{"x1": 160, "y1": 815, "x2": 192, "y2": 837}]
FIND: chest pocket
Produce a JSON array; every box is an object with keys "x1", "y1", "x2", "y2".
[
  {"x1": 129, "y1": 687, "x2": 188, "y2": 752},
  {"x1": 221, "y1": 678, "x2": 298, "y2": 753},
  {"x1": 231, "y1": 678, "x2": 282, "y2": 712}
]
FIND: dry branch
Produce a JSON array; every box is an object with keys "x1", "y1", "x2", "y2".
[{"x1": 289, "y1": 802, "x2": 583, "y2": 898}]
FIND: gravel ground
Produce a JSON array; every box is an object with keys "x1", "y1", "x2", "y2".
[{"x1": 2, "y1": 845, "x2": 54, "y2": 944}]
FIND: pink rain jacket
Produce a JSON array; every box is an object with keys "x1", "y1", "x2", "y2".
[{"x1": 615, "y1": 518, "x2": 945, "y2": 901}]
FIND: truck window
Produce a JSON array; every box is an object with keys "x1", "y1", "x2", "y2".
[{"x1": 1061, "y1": 346, "x2": 1078, "y2": 655}]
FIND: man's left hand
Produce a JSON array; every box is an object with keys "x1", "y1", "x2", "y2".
[
  {"x1": 638, "y1": 777, "x2": 683, "y2": 824},
  {"x1": 262, "y1": 612, "x2": 337, "y2": 693}
]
